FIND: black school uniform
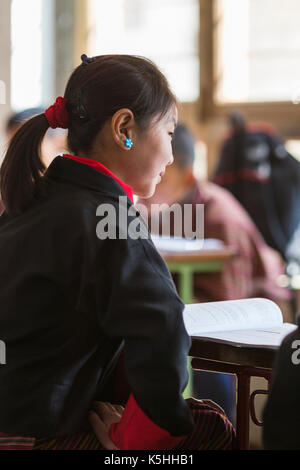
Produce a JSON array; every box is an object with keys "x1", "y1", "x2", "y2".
[
  {"x1": 263, "y1": 320, "x2": 300, "y2": 449},
  {"x1": 0, "y1": 155, "x2": 194, "y2": 449}
]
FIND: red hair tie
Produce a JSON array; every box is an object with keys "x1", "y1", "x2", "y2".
[{"x1": 45, "y1": 96, "x2": 69, "y2": 129}]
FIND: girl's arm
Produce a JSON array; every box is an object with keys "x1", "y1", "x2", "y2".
[{"x1": 86, "y1": 236, "x2": 194, "y2": 450}]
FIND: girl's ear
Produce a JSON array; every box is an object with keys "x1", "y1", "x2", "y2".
[{"x1": 111, "y1": 108, "x2": 136, "y2": 150}]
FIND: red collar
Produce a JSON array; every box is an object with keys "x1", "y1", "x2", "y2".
[{"x1": 63, "y1": 154, "x2": 134, "y2": 203}]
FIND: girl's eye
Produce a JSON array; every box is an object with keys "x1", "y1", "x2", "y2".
[{"x1": 169, "y1": 132, "x2": 174, "y2": 138}]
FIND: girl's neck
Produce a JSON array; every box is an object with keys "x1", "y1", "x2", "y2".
[{"x1": 76, "y1": 151, "x2": 127, "y2": 184}]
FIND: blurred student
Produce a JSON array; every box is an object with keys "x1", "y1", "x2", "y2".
[
  {"x1": 140, "y1": 123, "x2": 291, "y2": 312},
  {"x1": 0, "y1": 54, "x2": 235, "y2": 451},
  {"x1": 0, "y1": 108, "x2": 66, "y2": 215},
  {"x1": 214, "y1": 114, "x2": 300, "y2": 262},
  {"x1": 0, "y1": 108, "x2": 66, "y2": 216},
  {"x1": 139, "y1": 123, "x2": 292, "y2": 422},
  {"x1": 6, "y1": 107, "x2": 67, "y2": 168}
]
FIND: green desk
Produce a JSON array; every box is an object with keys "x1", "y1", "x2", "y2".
[
  {"x1": 161, "y1": 248, "x2": 238, "y2": 304},
  {"x1": 160, "y1": 248, "x2": 238, "y2": 397}
]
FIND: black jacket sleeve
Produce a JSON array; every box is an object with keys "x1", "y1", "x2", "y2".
[{"x1": 93, "y1": 235, "x2": 194, "y2": 437}]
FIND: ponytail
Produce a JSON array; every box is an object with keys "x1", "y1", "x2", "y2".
[{"x1": 0, "y1": 113, "x2": 49, "y2": 215}]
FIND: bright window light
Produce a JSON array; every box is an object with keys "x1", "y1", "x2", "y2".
[
  {"x1": 286, "y1": 140, "x2": 300, "y2": 162},
  {"x1": 11, "y1": 0, "x2": 43, "y2": 111},
  {"x1": 87, "y1": 0, "x2": 200, "y2": 103},
  {"x1": 215, "y1": 0, "x2": 300, "y2": 103}
]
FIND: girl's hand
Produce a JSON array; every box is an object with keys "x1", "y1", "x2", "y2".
[{"x1": 88, "y1": 402, "x2": 125, "y2": 450}]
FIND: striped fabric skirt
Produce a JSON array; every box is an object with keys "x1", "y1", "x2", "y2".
[{"x1": 0, "y1": 399, "x2": 235, "y2": 450}]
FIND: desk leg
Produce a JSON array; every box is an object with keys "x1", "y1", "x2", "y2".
[
  {"x1": 236, "y1": 372, "x2": 251, "y2": 450},
  {"x1": 177, "y1": 265, "x2": 193, "y2": 305},
  {"x1": 183, "y1": 357, "x2": 193, "y2": 399},
  {"x1": 177, "y1": 267, "x2": 193, "y2": 399}
]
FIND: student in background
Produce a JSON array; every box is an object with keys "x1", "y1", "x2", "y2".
[
  {"x1": 6, "y1": 107, "x2": 67, "y2": 168},
  {"x1": 139, "y1": 123, "x2": 291, "y2": 313},
  {"x1": 0, "y1": 108, "x2": 66, "y2": 216},
  {"x1": 214, "y1": 113, "x2": 300, "y2": 262},
  {"x1": 0, "y1": 54, "x2": 235, "y2": 450},
  {"x1": 138, "y1": 122, "x2": 292, "y2": 426}
]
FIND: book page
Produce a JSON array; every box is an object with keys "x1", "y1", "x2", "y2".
[
  {"x1": 183, "y1": 298, "x2": 283, "y2": 336},
  {"x1": 197, "y1": 323, "x2": 297, "y2": 349}
]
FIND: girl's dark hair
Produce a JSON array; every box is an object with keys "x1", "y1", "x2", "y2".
[{"x1": 1, "y1": 55, "x2": 176, "y2": 215}]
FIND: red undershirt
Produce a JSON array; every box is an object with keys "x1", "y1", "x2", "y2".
[
  {"x1": 63, "y1": 154, "x2": 134, "y2": 203},
  {"x1": 63, "y1": 154, "x2": 186, "y2": 450}
]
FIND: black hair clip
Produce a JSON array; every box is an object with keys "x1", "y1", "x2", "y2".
[
  {"x1": 81, "y1": 54, "x2": 96, "y2": 66},
  {"x1": 75, "y1": 88, "x2": 89, "y2": 121}
]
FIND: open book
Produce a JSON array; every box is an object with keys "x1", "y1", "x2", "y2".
[{"x1": 183, "y1": 298, "x2": 297, "y2": 349}]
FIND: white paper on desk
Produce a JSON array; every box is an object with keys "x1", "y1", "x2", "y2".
[
  {"x1": 151, "y1": 235, "x2": 224, "y2": 253},
  {"x1": 199, "y1": 324, "x2": 297, "y2": 348},
  {"x1": 183, "y1": 298, "x2": 297, "y2": 348}
]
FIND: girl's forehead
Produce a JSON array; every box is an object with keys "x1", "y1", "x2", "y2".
[
  {"x1": 166, "y1": 104, "x2": 178, "y2": 121},
  {"x1": 142, "y1": 105, "x2": 178, "y2": 135},
  {"x1": 159, "y1": 106, "x2": 178, "y2": 127}
]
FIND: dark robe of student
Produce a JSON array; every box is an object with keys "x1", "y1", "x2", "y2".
[
  {"x1": 263, "y1": 318, "x2": 300, "y2": 449},
  {"x1": 0, "y1": 54, "x2": 236, "y2": 451},
  {"x1": 213, "y1": 118, "x2": 300, "y2": 262}
]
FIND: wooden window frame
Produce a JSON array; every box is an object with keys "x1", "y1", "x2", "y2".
[
  {"x1": 72, "y1": 0, "x2": 300, "y2": 140},
  {"x1": 187, "y1": 0, "x2": 300, "y2": 139}
]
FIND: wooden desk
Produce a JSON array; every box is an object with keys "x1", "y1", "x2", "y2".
[{"x1": 189, "y1": 337, "x2": 276, "y2": 450}]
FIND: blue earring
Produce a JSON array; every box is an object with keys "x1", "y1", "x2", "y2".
[{"x1": 125, "y1": 138, "x2": 133, "y2": 149}]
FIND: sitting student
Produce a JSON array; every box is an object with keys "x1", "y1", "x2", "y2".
[
  {"x1": 138, "y1": 123, "x2": 292, "y2": 426},
  {"x1": 213, "y1": 113, "x2": 300, "y2": 261},
  {"x1": 139, "y1": 123, "x2": 291, "y2": 312},
  {"x1": 0, "y1": 54, "x2": 235, "y2": 450}
]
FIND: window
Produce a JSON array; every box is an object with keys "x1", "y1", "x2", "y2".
[
  {"x1": 0, "y1": 81, "x2": 5, "y2": 105},
  {"x1": 11, "y1": 0, "x2": 43, "y2": 110},
  {"x1": 286, "y1": 140, "x2": 300, "y2": 162},
  {"x1": 215, "y1": 0, "x2": 300, "y2": 103},
  {"x1": 11, "y1": 0, "x2": 54, "y2": 111},
  {"x1": 87, "y1": 0, "x2": 200, "y2": 103}
]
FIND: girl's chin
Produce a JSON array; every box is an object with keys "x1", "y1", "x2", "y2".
[{"x1": 135, "y1": 183, "x2": 157, "y2": 199}]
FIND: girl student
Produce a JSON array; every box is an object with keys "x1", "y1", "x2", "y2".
[{"x1": 0, "y1": 54, "x2": 235, "y2": 450}]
